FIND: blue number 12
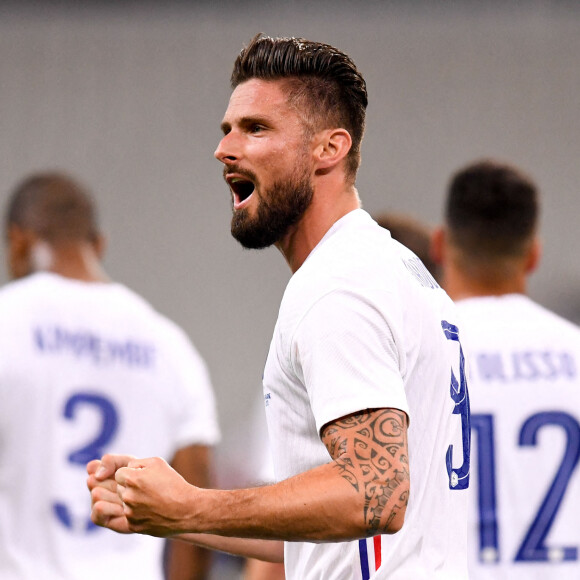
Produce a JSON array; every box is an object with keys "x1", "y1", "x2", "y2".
[{"x1": 473, "y1": 411, "x2": 580, "y2": 563}]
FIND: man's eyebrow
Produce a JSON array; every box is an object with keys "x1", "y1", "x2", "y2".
[
  {"x1": 220, "y1": 115, "x2": 275, "y2": 134},
  {"x1": 240, "y1": 115, "x2": 273, "y2": 126}
]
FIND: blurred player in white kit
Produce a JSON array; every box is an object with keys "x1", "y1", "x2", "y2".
[
  {"x1": 0, "y1": 172, "x2": 220, "y2": 580},
  {"x1": 432, "y1": 159, "x2": 580, "y2": 579}
]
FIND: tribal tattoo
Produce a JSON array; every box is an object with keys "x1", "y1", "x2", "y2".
[{"x1": 321, "y1": 408, "x2": 410, "y2": 534}]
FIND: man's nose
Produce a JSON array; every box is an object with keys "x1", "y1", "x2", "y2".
[{"x1": 214, "y1": 132, "x2": 240, "y2": 164}]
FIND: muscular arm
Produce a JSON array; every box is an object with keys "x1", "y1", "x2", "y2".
[
  {"x1": 321, "y1": 408, "x2": 410, "y2": 535},
  {"x1": 91, "y1": 407, "x2": 409, "y2": 544}
]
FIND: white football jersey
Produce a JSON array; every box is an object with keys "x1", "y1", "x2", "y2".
[
  {"x1": 457, "y1": 294, "x2": 580, "y2": 580},
  {"x1": 0, "y1": 272, "x2": 220, "y2": 580},
  {"x1": 263, "y1": 210, "x2": 471, "y2": 579}
]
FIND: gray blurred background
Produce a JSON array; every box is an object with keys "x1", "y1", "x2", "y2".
[{"x1": 1, "y1": 1, "x2": 579, "y2": 573}]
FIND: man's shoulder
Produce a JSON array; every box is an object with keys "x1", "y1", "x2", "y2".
[
  {"x1": 0, "y1": 274, "x2": 193, "y2": 345},
  {"x1": 108, "y1": 284, "x2": 198, "y2": 350},
  {"x1": 0, "y1": 273, "x2": 49, "y2": 309},
  {"x1": 458, "y1": 294, "x2": 578, "y2": 326},
  {"x1": 457, "y1": 294, "x2": 580, "y2": 348}
]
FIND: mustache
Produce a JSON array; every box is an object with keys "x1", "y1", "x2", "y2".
[{"x1": 222, "y1": 165, "x2": 258, "y2": 184}]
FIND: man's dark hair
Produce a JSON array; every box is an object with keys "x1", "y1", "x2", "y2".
[
  {"x1": 231, "y1": 34, "x2": 368, "y2": 180},
  {"x1": 5, "y1": 172, "x2": 100, "y2": 244},
  {"x1": 445, "y1": 159, "x2": 539, "y2": 261}
]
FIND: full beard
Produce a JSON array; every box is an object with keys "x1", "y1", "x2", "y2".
[{"x1": 231, "y1": 169, "x2": 314, "y2": 250}]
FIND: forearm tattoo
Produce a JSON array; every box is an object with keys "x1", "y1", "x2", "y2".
[{"x1": 321, "y1": 409, "x2": 410, "y2": 534}]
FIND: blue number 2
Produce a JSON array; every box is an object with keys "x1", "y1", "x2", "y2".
[
  {"x1": 515, "y1": 412, "x2": 580, "y2": 562},
  {"x1": 64, "y1": 393, "x2": 119, "y2": 464},
  {"x1": 442, "y1": 320, "x2": 471, "y2": 490},
  {"x1": 53, "y1": 391, "x2": 120, "y2": 532}
]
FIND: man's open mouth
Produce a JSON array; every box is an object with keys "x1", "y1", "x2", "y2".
[{"x1": 228, "y1": 177, "x2": 255, "y2": 204}]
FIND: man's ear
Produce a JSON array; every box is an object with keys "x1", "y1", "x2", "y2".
[
  {"x1": 6, "y1": 225, "x2": 36, "y2": 279},
  {"x1": 7, "y1": 224, "x2": 33, "y2": 258},
  {"x1": 313, "y1": 128, "x2": 352, "y2": 172},
  {"x1": 430, "y1": 227, "x2": 446, "y2": 266}
]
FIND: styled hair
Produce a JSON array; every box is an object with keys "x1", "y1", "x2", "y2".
[
  {"x1": 5, "y1": 172, "x2": 100, "y2": 244},
  {"x1": 231, "y1": 34, "x2": 368, "y2": 179},
  {"x1": 445, "y1": 159, "x2": 539, "y2": 261}
]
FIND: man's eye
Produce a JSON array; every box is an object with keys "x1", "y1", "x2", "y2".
[{"x1": 250, "y1": 125, "x2": 265, "y2": 133}]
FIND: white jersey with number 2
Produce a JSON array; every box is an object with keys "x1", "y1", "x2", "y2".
[{"x1": 0, "y1": 272, "x2": 220, "y2": 580}]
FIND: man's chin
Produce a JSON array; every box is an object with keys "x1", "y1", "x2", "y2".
[
  {"x1": 231, "y1": 228, "x2": 276, "y2": 250},
  {"x1": 231, "y1": 216, "x2": 281, "y2": 249}
]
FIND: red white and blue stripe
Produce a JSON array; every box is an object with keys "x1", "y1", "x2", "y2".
[{"x1": 359, "y1": 536, "x2": 383, "y2": 579}]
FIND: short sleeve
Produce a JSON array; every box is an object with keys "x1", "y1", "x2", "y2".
[{"x1": 290, "y1": 288, "x2": 409, "y2": 434}]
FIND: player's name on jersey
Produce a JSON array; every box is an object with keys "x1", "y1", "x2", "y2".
[
  {"x1": 402, "y1": 256, "x2": 439, "y2": 290},
  {"x1": 33, "y1": 325, "x2": 156, "y2": 368},
  {"x1": 472, "y1": 350, "x2": 576, "y2": 382}
]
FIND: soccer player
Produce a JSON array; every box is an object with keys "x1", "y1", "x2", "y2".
[
  {"x1": 431, "y1": 159, "x2": 580, "y2": 579},
  {"x1": 88, "y1": 34, "x2": 471, "y2": 579},
  {"x1": 0, "y1": 172, "x2": 220, "y2": 580}
]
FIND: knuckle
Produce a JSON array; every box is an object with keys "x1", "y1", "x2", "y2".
[
  {"x1": 127, "y1": 518, "x2": 143, "y2": 533},
  {"x1": 92, "y1": 502, "x2": 105, "y2": 520}
]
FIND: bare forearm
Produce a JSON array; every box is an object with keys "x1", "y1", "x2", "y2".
[
  {"x1": 175, "y1": 409, "x2": 410, "y2": 542},
  {"x1": 179, "y1": 462, "x2": 370, "y2": 542},
  {"x1": 107, "y1": 409, "x2": 409, "y2": 545}
]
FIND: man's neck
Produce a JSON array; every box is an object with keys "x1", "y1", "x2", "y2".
[
  {"x1": 32, "y1": 242, "x2": 109, "y2": 283},
  {"x1": 276, "y1": 183, "x2": 360, "y2": 273},
  {"x1": 443, "y1": 264, "x2": 527, "y2": 302}
]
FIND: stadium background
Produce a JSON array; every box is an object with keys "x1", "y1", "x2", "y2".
[{"x1": 1, "y1": 1, "x2": 579, "y2": 576}]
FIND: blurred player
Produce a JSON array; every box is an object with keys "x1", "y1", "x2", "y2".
[
  {"x1": 374, "y1": 212, "x2": 440, "y2": 282},
  {"x1": 0, "y1": 172, "x2": 220, "y2": 580},
  {"x1": 88, "y1": 34, "x2": 471, "y2": 579},
  {"x1": 431, "y1": 159, "x2": 580, "y2": 579}
]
